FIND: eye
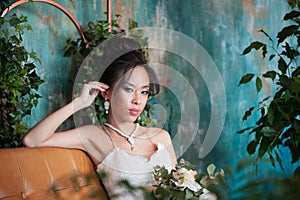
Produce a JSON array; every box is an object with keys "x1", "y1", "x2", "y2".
[
  {"x1": 123, "y1": 87, "x2": 133, "y2": 93},
  {"x1": 141, "y1": 90, "x2": 149, "y2": 95}
]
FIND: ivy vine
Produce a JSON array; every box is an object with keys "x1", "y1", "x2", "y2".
[{"x1": 0, "y1": 14, "x2": 44, "y2": 147}]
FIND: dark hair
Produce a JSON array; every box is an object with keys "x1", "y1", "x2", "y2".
[{"x1": 99, "y1": 37, "x2": 160, "y2": 96}]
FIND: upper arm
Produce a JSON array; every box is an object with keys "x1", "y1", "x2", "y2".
[{"x1": 24, "y1": 125, "x2": 94, "y2": 151}]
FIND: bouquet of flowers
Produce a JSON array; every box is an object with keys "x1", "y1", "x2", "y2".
[{"x1": 151, "y1": 159, "x2": 226, "y2": 200}]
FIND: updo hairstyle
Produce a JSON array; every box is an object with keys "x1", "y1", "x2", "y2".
[{"x1": 99, "y1": 37, "x2": 160, "y2": 96}]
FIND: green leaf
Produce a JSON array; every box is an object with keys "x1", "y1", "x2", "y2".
[
  {"x1": 242, "y1": 41, "x2": 265, "y2": 55},
  {"x1": 238, "y1": 73, "x2": 255, "y2": 86},
  {"x1": 277, "y1": 105, "x2": 289, "y2": 120},
  {"x1": 267, "y1": 107, "x2": 275, "y2": 124},
  {"x1": 259, "y1": 29, "x2": 273, "y2": 42},
  {"x1": 278, "y1": 57, "x2": 288, "y2": 74},
  {"x1": 283, "y1": 42, "x2": 299, "y2": 60},
  {"x1": 294, "y1": 120, "x2": 300, "y2": 133},
  {"x1": 129, "y1": 20, "x2": 138, "y2": 30},
  {"x1": 292, "y1": 78, "x2": 300, "y2": 92},
  {"x1": 292, "y1": 66, "x2": 300, "y2": 76},
  {"x1": 283, "y1": 10, "x2": 300, "y2": 21},
  {"x1": 207, "y1": 163, "x2": 216, "y2": 176},
  {"x1": 236, "y1": 126, "x2": 254, "y2": 134},
  {"x1": 258, "y1": 96, "x2": 271, "y2": 104},
  {"x1": 269, "y1": 54, "x2": 275, "y2": 61},
  {"x1": 261, "y1": 126, "x2": 277, "y2": 137},
  {"x1": 260, "y1": 107, "x2": 265, "y2": 117},
  {"x1": 258, "y1": 137, "x2": 269, "y2": 158},
  {"x1": 256, "y1": 77, "x2": 262, "y2": 93},
  {"x1": 185, "y1": 189, "x2": 194, "y2": 199},
  {"x1": 274, "y1": 88, "x2": 285, "y2": 99},
  {"x1": 262, "y1": 70, "x2": 277, "y2": 81},
  {"x1": 154, "y1": 186, "x2": 171, "y2": 197},
  {"x1": 269, "y1": 154, "x2": 275, "y2": 167},
  {"x1": 262, "y1": 44, "x2": 267, "y2": 58},
  {"x1": 247, "y1": 140, "x2": 258, "y2": 154},
  {"x1": 287, "y1": 0, "x2": 298, "y2": 9},
  {"x1": 279, "y1": 75, "x2": 291, "y2": 89},
  {"x1": 277, "y1": 25, "x2": 299, "y2": 44},
  {"x1": 242, "y1": 107, "x2": 254, "y2": 121},
  {"x1": 9, "y1": 15, "x2": 22, "y2": 27},
  {"x1": 275, "y1": 150, "x2": 284, "y2": 170},
  {"x1": 0, "y1": 17, "x2": 4, "y2": 27}
]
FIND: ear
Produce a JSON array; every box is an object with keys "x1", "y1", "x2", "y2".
[{"x1": 101, "y1": 90, "x2": 110, "y2": 100}]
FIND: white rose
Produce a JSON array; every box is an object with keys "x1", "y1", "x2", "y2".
[{"x1": 172, "y1": 168, "x2": 202, "y2": 192}]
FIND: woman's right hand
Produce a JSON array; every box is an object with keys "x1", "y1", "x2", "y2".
[{"x1": 75, "y1": 81, "x2": 109, "y2": 109}]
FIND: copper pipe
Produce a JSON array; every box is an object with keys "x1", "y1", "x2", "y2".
[
  {"x1": 1, "y1": 0, "x2": 88, "y2": 48},
  {"x1": 107, "y1": 0, "x2": 112, "y2": 32}
]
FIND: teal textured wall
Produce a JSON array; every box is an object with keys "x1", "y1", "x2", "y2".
[{"x1": 4, "y1": 0, "x2": 298, "y2": 197}]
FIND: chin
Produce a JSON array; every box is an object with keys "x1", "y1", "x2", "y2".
[{"x1": 130, "y1": 116, "x2": 139, "y2": 123}]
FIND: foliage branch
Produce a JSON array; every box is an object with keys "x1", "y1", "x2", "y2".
[{"x1": 237, "y1": 0, "x2": 300, "y2": 169}]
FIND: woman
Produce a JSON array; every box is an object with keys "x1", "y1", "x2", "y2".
[{"x1": 23, "y1": 37, "x2": 176, "y2": 199}]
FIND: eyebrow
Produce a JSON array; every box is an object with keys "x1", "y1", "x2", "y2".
[{"x1": 124, "y1": 82, "x2": 150, "y2": 89}]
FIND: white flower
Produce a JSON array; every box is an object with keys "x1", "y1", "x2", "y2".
[
  {"x1": 172, "y1": 167, "x2": 202, "y2": 192},
  {"x1": 199, "y1": 188, "x2": 217, "y2": 200}
]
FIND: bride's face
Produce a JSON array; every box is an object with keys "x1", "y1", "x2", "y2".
[{"x1": 108, "y1": 66, "x2": 150, "y2": 123}]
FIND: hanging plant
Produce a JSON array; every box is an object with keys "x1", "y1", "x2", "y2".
[
  {"x1": 0, "y1": 0, "x2": 11, "y2": 14},
  {"x1": 0, "y1": 14, "x2": 44, "y2": 148},
  {"x1": 237, "y1": 0, "x2": 300, "y2": 169}
]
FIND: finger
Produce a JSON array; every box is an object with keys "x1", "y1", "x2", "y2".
[
  {"x1": 91, "y1": 89, "x2": 100, "y2": 97},
  {"x1": 87, "y1": 82, "x2": 109, "y2": 91},
  {"x1": 88, "y1": 81, "x2": 109, "y2": 88}
]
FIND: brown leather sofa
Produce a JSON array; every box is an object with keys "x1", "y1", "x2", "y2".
[{"x1": 0, "y1": 147, "x2": 108, "y2": 200}]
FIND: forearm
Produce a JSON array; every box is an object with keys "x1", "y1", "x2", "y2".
[{"x1": 23, "y1": 98, "x2": 83, "y2": 147}]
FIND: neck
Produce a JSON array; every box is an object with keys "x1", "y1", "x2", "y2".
[
  {"x1": 106, "y1": 117, "x2": 137, "y2": 135},
  {"x1": 105, "y1": 121, "x2": 137, "y2": 136},
  {"x1": 103, "y1": 122, "x2": 138, "y2": 151}
]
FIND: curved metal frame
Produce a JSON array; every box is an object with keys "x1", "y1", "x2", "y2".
[
  {"x1": 107, "y1": 0, "x2": 112, "y2": 32},
  {"x1": 1, "y1": 0, "x2": 89, "y2": 47}
]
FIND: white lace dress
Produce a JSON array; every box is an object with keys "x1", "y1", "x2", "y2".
[
  {"x1": 97, "y1": 143, "x2": 172, "y2": 200},
  {"x1": 77, "y1": 127, "x2": 173, "y2": 200}
]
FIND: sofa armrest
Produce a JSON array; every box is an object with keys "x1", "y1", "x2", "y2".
[{"x1": 0, "y1": 147, "x2": 108, "y2": 200}]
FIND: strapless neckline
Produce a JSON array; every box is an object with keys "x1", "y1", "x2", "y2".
[
  {"x1": 102, "y1": 142, "x2": 164, "y2": 164},
  {"x1": 97, "y1": 142, "x2": 172, "y2": 173}
]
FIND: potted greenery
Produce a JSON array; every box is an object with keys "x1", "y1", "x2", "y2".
[
  {"x1": 236, "y1": 0, "x2": 300, "y2": 198},
  {"x1": 0, "y1": 11, "x2": 44, "y2": 148}
]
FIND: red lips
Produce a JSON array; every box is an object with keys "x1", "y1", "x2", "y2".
[{"x1": 128, "y1": 108, "x2": 140, "y2": 116}]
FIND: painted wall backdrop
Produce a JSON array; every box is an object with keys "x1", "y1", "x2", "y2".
[{"x1": 4, "y1": 0, "x2": 299, "y2": 198}]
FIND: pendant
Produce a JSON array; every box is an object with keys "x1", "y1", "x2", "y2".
[{"x1": 128, "y1": 137, "x2": 134, "y2": 145}]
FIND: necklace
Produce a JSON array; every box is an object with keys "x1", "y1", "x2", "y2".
[{"x1": 104, "y1": 123, "x2": 138, "y2": 151}]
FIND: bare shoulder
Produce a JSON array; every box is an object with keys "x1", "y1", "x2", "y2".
[
  {"x1": 75, "y1": 124, "x2": 110, "y2": 142},
  {"x1": 139, "y1": 126, "x2": 172, "y2": 144},
  {"x1": 76, "y1": 124, "x2": 105, "y2": 135}
]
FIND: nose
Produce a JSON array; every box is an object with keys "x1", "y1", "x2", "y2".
[{"x1": 132, "y1": 91, "x2": 141, "y2": 105}]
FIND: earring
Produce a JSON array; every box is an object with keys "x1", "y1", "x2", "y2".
[
  {"x1": 137, "y1": 116, "x2": 141, "y2": 124},
  {"x1": 104, "y1": 99, "x2": 110, "y2": 114}
]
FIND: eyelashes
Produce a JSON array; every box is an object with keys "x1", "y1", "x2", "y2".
[
  {"x1": 141, "y1": 90, "x2": 149, "y2": 95},
  {"x1": 123, "y1": 87, "x2": 133, "y2": 93},
  {"x1": 123, "y1": 87, "x2": 149, "y2": 95}
]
